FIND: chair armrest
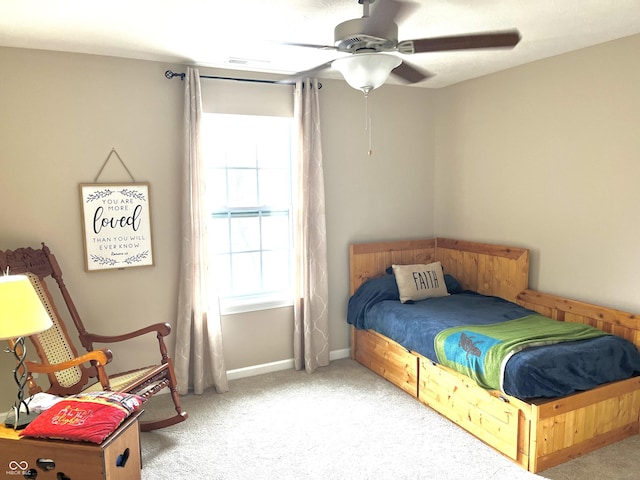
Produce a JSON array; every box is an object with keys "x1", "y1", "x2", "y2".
[
  {"x1": 82, "y1": 322, "x2": 172, "y2": 345},
  {"x1": 26, "y1": 349, "x2": 113, "y2": 373}
]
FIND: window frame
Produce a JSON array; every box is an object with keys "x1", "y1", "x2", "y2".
[{"x1": 203, "y1": 113, "x2": 295, "y2": 315}]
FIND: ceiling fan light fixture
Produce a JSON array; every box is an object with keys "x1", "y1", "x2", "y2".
[{"x1": 332, "y1": 53, "x2": 401, "y2": 93}]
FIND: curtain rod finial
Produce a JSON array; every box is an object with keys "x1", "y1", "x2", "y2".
[{"x1": 165, "y1": 70, "x2": 185, "y2": 81}]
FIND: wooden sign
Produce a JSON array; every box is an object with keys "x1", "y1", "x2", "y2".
[{"x1": 79, "y1": 183, "x2": 154, "y2": 271}]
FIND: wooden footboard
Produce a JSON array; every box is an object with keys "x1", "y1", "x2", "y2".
[
  {"x1": 516, "y1": 287, "x2": 640, "y2": 471},
  {"x1": 526, "y1": 376, "x2": 640, "y2": 472},
  {"x1": 349, "y1": 238, "x2": 640, "y2": 473}
]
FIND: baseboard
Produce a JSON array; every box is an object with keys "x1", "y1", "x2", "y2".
[
  {"x1": 330, "y1": 348, "x2": 351, "y2": 361},
  {"x1": 226, "y1": 348, "x2": 351, "y2": 381}
]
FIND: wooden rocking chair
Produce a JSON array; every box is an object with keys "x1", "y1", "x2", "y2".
[{"x1": 0, "y1": 243, "x2": 188, "y2": 431}]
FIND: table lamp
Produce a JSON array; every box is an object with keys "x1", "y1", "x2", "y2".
[{"x1": 0, "y1": 274, "x2": 53, "y2": 429}]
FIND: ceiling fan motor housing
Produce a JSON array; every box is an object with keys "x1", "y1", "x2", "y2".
[{"x1": 334, "y1": 17, "x2": 398, "y2": 52}]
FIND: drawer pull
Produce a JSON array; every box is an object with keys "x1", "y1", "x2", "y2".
[
  {"x1": 116, "y1": 447, "x2": 130, "y2": 468},
  {"x1": 36, "y1": 458, "x2": 56, "y2": 471},
  {"x1": 56, "y1": 473, "x2": 70, "y2": 480}
]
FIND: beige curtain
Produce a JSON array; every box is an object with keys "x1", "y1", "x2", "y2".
[
  {"x1": 175, "y1": 67, "x2": 229, "y2": 395},
  {"x1": 293, "y1": 78, "x2": 330, "y2": 373}
]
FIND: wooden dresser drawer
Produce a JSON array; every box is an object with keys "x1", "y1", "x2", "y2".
[
  {"x1": 418, "y1": 357, "x2": 522, "y2": 460},
  {"x1": 354, "y1": 328, "x2": 419, "y2": 397}
]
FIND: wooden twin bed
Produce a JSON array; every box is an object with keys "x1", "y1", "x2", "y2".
[{"x1": 349, "y1": 238, "x2": 640, "y2": 473}]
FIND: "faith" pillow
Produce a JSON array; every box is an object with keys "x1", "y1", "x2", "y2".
[{"x1": 392, "y1": 262, "x2": 450, "y2": 303}]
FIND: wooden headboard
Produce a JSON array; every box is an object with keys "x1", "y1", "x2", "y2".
[{"x1": 349, "y1": 238, "x2": 529, "y2": 303}]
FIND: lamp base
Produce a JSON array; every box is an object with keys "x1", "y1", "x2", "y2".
[{"x1": 4, "y1": 408, "x2": 39, "y2": 430}]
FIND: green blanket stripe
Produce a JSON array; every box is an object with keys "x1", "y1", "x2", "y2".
[{"x1": 434, "y1": 314, "x2": 609, "y2": 392}]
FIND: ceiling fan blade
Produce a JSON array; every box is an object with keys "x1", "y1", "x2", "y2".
[
  {"x1": 400, "y1": 30, "x2": 521, "y2": 54},
  {"x1": 279, "y1": 41, "x2": 338, "y2": 51},
  {"x1": 365, "y1": 0, "x2": 418, "y2": 34},
  {"x1": 391, "y1": 60, "x2": 432, "y2": 84},
  {"x1": 277, "y1": 60, "x2": 335, "y2": 84}
]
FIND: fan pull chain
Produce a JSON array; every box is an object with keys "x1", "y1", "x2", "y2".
[{"x1": 364, "y1": 91, "x2": 373, "y2": 156}]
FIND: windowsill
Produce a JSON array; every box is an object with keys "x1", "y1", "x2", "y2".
[{"x1": 220, "y1": 296, "x2": 294, "y2": 316}]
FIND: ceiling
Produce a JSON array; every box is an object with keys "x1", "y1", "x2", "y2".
[{"x1": 1, "y1": 0, "x2": 640, "y2": 88}]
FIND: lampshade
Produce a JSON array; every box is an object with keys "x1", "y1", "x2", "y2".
[
  {"x1": 0, "y1": 275, "x2": 52, "y2": 340},
  {"x1": 332, "y1": 53, "x2": 402, "y2": 93}
]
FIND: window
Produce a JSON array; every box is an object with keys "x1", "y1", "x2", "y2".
[{"x1": 202, "y1": 113, "x2": 294, "y2": 314}]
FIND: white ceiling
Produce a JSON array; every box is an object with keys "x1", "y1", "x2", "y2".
[{"x1": 1, "y1": 0, "x2": 640, "y2": 88}]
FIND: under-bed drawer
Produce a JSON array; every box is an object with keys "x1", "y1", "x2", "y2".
[
  {"x1": 354, "y1": 328, "x2": 418, "y2": 397},
  {"x1": 418, "y1": 356, "x2": 523, "y2": 460}
]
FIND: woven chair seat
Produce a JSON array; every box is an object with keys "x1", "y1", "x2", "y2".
[{"x1": 83, "y1": 366, "x2": 165, "y2": 393}]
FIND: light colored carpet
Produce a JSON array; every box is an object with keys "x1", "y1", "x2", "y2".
[{"x1": 140, "y1": 358, "x2": 640, "y2": 480}]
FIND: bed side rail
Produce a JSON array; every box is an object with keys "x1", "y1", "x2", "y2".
[{"x1": 516, "y1": 289, "x2": 640, "y2": 349}]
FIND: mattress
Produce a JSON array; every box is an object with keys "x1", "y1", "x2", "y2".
[{"x1": 347, "y1": 273, "x2": 640, "y2": 398}]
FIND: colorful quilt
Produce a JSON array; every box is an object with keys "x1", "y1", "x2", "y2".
[{"x1": 434, "y1": 314, "x2": 609, "y2": 392}]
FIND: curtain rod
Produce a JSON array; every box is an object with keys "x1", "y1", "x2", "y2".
[{"x1": 164, "y1": 70, "x2": 321, "y2": 88}]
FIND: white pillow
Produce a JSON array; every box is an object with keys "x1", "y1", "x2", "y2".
[{"x1": 392, "y1": 262, "x2": 450, "y2": 303}]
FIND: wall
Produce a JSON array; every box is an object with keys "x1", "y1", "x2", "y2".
[
  {"x1": 321, "y1": 79, "x2": 436, "y2": 357},
  {"x1": 0, "y1": 46, "x2": 435, "y2": 408},
  {"x1": 434, "y1": 33, "x2": 640, "y2": 312},
  {"x1": 0, "y1": 47, "x2": 184, "y2": 410}
]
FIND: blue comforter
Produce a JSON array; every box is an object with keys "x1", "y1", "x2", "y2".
[{"x1": 347, "y1": 274, "x2": 640, "y2": 399}]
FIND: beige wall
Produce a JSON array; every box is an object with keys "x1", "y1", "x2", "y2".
[
  {"x1": 0, "y1": 46, "x2": 434, "y2": 407},
  {"x1": 0, "y1": 48, "x2": 185, "y2": 409},
  {"x1": 434, "y1": 33, "x2": 640, "y2": 313}
]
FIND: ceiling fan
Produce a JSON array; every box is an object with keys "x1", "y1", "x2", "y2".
[{"x1": 284, "y1": 0, "x2": 521, "y2": 93}]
